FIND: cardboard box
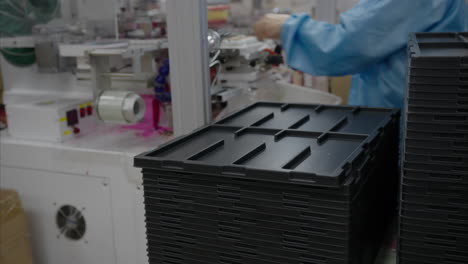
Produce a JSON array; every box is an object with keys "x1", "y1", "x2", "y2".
[
  {"x1": 330, "y1": 76, "x2": 351, "y2": 104},
  {"x1": 0, "y1": 189, "x2": 33, "y2": 264}
]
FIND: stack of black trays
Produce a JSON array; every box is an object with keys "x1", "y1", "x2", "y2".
[
  {"x1": 399, "y1": 32, "x2": 468, "y2": 264},
  {"x1": 135, "y1": 102, "x2": 400, "y2": 264}
]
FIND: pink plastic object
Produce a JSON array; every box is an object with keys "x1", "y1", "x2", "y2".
[{"x1": 120, "y1": 94, "x2": 161, "y2": 137}]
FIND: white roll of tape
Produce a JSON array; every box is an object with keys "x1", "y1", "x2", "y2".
[{"x1": 97, "y1": 91, "x2": 146, "y2": 124}]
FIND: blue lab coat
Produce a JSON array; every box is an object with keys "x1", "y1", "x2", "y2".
[{"x1": 281, "y1": 0, "x2": 468, "y2": 109}]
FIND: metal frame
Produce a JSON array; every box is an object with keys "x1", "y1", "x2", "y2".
[{"x1": 166, "y1": 0, "x2": 211, "y2": 137}]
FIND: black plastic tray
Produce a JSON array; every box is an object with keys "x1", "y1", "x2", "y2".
[
  {"x1": 409, "y1": 76, "x2": 468, "y2": 85},
  {"x1": 139, "y1": 126, "x2": 371, "y2": 187},
  {"x1": 215, "y1": 103, "x2": 396, "y2": 135},
  {"x1": 135, "y1": 102, "x2": 399, "y2": 188},
  {"x1": 144, "y1": 194, "x2": 351, "y2": 224},
  {"x1": 400, "y1": 222, "x2": 468, "y2": 238},
  {"x1": 142, "y1": 167, "x2": 366, "y2": 198},
  {"x1": 144, "y1": 177, "x2": 353, "y2": 209},
  {"x1": 402, "y1": 178, "x2": 468, "y2": 191},
  {"x1": 403, "y1": 168, "x2": 468, "y2": 184},
  {"x1": 399, "y1": 252, "x2": 467, "y2": 264},
  {"x1": 405, "y1": 153, "x2": 468, "y2": 165},
  {"x1": 147, "y1": 237, "x2": 347, "y2": 264},
  {"x1": 400, "y1": 240, "x2": 468, "y2": 255},
  {"x1": 144, "y1": 203, "x2": 353, "y2": 235},
  {"x1": 400, "y1": 209, "x2": 468, "y2": 224},
  {"x1": 408, "y1": 32, "x2": 468, "y2": 67},
  {"x1": 400, "y1": 215, "x2": 468, "y2": 231},
  {"x1": 402, "y1": 185, "x2": 468, "y2": 201},
  {"x1": 148, "y1": 245, "x2": 300, "y2": 264},
  {"x1": 399, "y1": 256, "x2": 466, "y2": 264},
  {"x1": 147, "y1": 248, "x2": 340, "y2": 264},
  {"x1": 410, "y1": 67, "x2": 468, "y2": 77},
  {"x1": 406, "y1": 122, "x2": 468, "y2": 133},
  {"x1": 401, "y1": 179, "x2": 468, "y2": 200},
  {"x1": 402, "y1": 201, "x2": 468, "y2": 216},
  {"x1": 408, "y1": 84, "x2": 468, "y2": 93},
  {"x1": 406, "y1": 130, "x2": 468, "y2": 142},
  {"x1": 144, "y1": 193, "x2": 351, "y2": 223},
  {"x1": 402, "y1": 193, "x2": 468, "y2": 208},
  {"x1": 144, "y1": 198, "x2": 352, "y2": 232},
  {"x1": 141, "y1": 146, "x2": 385, "y2": 208},
  {"x1": 404, "y1": 161, "x2": 468, "y2": 175},
  {"x1": 143, "y1": 178, "x2": 354, "y2": 211},
  {"x1": 408, "y1": 105, "x2": 468, "y2": 114},
  {"x1": 406, "y1": 112, "x2": 468, "y2": 123},
  {"x1": 145, "y1": 219, "x2": 349, "y2": 253},
  {"x1": 148, "y1": 252, "x2": 276, "y2": 264},
  {"x1": 399, "y1": 244, "x2": 468, "y2": 262},
  {"x1": 400, "y1": 230, "x2": 468, "y2": 246},
  {"x1": 408, "y1": 91, "x2": 468, "y2": 100},
  {"x1": 405, "y1": 146, "x2": 468, "y2": 157},
  {"x1": 146, "y1": 229, "x2": 351, "y2": 260},
  {"x1": 404, "y1": 138, "x2": 468, "y2": 150},
  {"x1": 145, "y1": 209, "x2": 350, "y2": 244},
  {"x1": 408, "y1": 98, "x2": 468, "y2": 108}
]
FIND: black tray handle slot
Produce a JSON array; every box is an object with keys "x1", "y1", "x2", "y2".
[
  {"x1": 222, "y1": 166, "x2": 246, "y2": 177},
  {"x1": 161, "y1": 160, "x2": 185, "y2": 170},
  {"x1": 289, "y1": 171, "x2": 317, "y2": 184}
]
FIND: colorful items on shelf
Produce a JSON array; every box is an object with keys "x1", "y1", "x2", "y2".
[{"x1": 154, "y1": 59, "x2": 171, "y2": 103}]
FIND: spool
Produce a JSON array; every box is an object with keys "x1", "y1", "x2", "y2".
[{"x1": 96, "y1": 91, "x2": 146, "y2": 124}]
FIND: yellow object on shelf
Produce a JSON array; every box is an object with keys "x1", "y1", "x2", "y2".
[{"x1": 208, "y1": 5, "x2": 230, "y2": 26}]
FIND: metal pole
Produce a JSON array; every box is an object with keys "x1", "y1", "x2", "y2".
[{"x1": 166, "y1": 0, "x2": 211, "y2": 136}]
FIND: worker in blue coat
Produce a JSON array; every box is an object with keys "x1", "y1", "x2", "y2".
[{"x1": 255, "y1": 0, "x2": 468, "y2": 109}]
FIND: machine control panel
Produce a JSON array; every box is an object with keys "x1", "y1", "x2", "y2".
[{"x1": 6, "y1": 97, "x2": 98, "y2": 142}]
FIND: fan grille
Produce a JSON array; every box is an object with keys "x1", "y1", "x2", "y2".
[{"x1": 56, "y1": 205, "x2": 86, "y2": 240}]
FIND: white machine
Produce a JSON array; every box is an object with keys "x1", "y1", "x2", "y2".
[
  {"x1": 0, "y1": 1, "x2": 169, "y2": 264},
  {"x1": 6, "y1": 97, "x2": 97, "y2": 142},
  {"x1": 0, "y1": 52, "x2": 167, "y2": 264}
]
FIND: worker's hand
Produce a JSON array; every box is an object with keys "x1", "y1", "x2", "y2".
[{"x1": 254, "y1": 14, "x2": 290, "y2": 41}]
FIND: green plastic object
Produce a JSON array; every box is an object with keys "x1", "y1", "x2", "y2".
[
  {"x1": 0, "y1": 0, "x2": 59, "y2": 66},
  {"x1": 0, "y1": 48, "x2": 36, "y2": 67}
]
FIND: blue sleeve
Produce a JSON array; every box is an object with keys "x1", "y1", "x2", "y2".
[{"x1": 281, "y1": 0, "x2": 459, "y2": 76}]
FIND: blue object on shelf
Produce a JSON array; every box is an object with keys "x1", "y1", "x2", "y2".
[
  {"x1": 159, "y1": 65, "x2": 170, "y2": 76},
  {"x1": 155, "y1": 86, "x2": 165, "y2": 93},
  {"x1": 155, "y1": 75, "x2": 166, "y2": 85}
]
